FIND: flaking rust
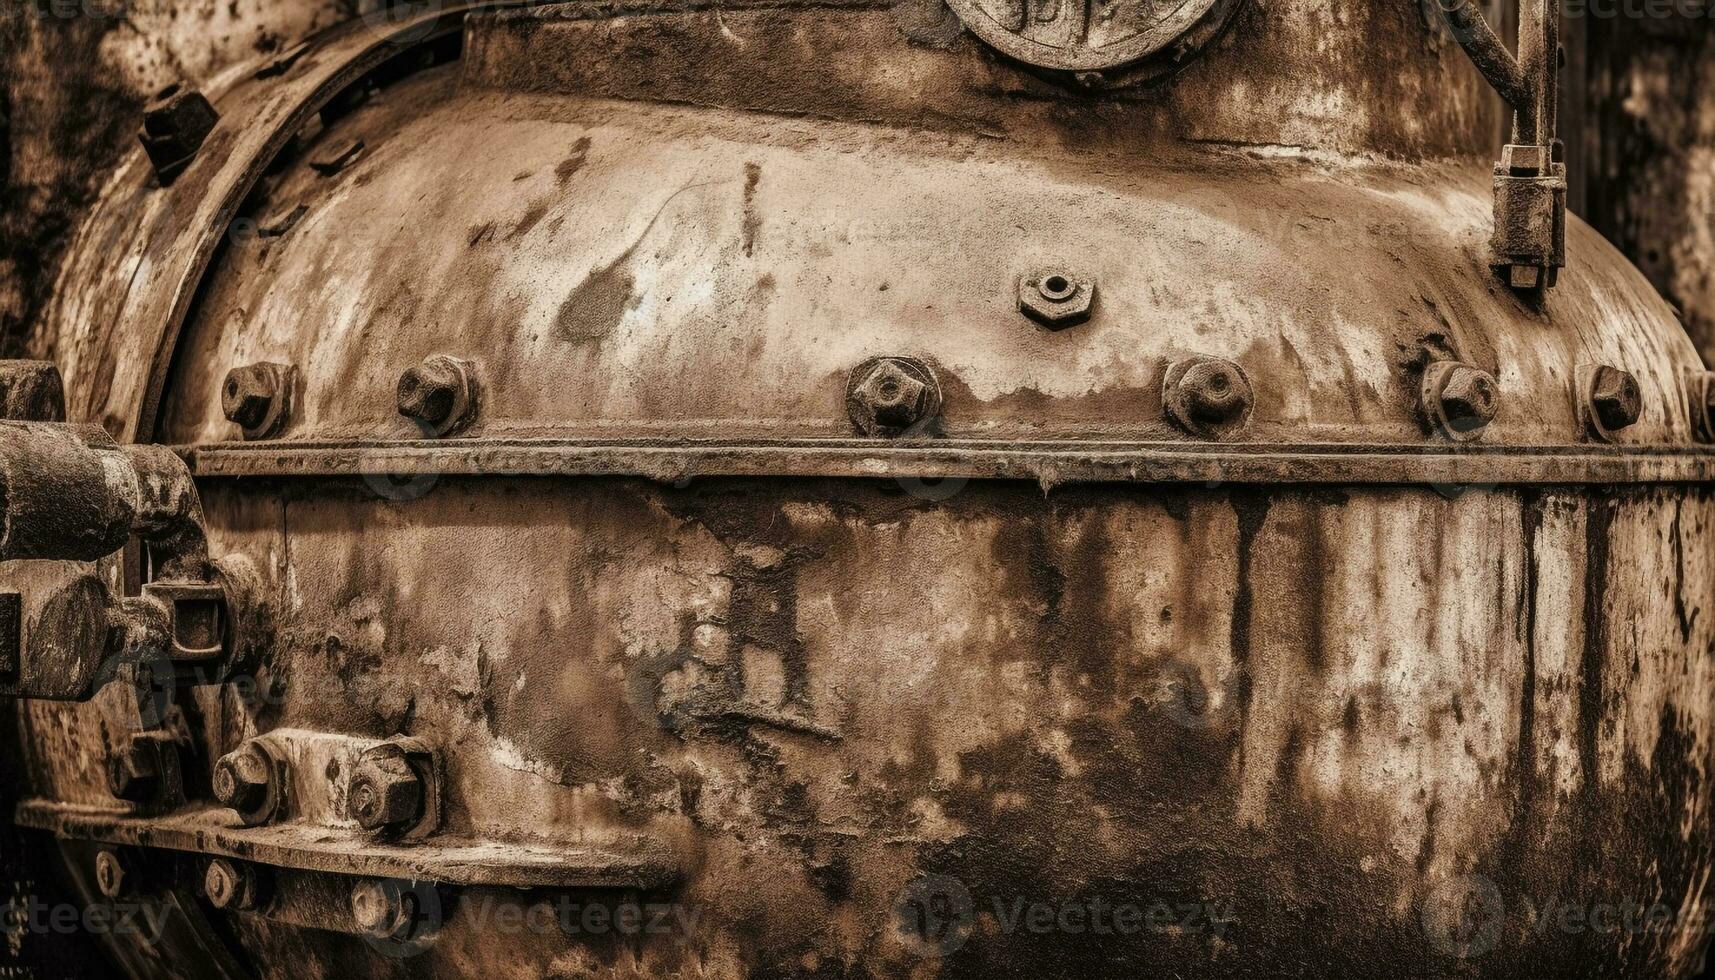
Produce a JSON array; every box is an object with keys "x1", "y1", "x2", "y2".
[{"x1": 5, "y1": 0, "x2": 1715, "y2": 978}]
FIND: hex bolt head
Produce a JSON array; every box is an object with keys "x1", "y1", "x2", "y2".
[
  {"x1": 348, "y1": 747, "x2": 425, "y2": 833},
  {"x1": 1164, "y1": 356, "x2": 1255, "y2": 439},
  {"x1": 94, "y1": 850, "x2": 128, "y2": 900},
  {"x1": 106, "y1": 738, "x2": 162, "y2": 804},
  {"x1": 204, "y1": 858, "x2": 257, "y2": 911},
  {"x1": 212, "y1": 742, "x2": 278, "y2": 825},
  {"x1": 350, "y1": 879, "x2": 420, "y2": 941},
  {"x1": 1586, "y1": 365, "x2": 1642, "y2": 435},
  {"x1": 1421, "y1": 361, "x2": 1499, "y2": 441},
  {"x1": 397, "y1": 354, "x2": 480, "y2": 437},
  {"x1": 221, "y1": 362, "x2": 295, "y2": 439},
  {"x1": 139, "y1": 83, "x2": 220, "y2": 186},
  {"x1": 1018, "y1": 272, "x2": 1096, "y2": 329},
  {"x1": 845, "y1": 357, "x2": 944, "y2": 438}
]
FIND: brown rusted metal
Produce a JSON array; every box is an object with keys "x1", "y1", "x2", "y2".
[
  {"x1": 10, "y1": 0, "x2": 1715, "y2": 977},
  {"x1": 177, "y1": 437, "x2": 1715, "y2": 486},
  {"x1": 396, "y1": 354, "x2": 481, "y2": 438},
  {"x1": 14, "y1": 800, "x2": 678, "y2": 889},
  {"x1": 220, "y1": 362, "x2": 296, "y2": 441},
  {"x1": 138, "y1": 84, "x2": 219, "y2": 187}
]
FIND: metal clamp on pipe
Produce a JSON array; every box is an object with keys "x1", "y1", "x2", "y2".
[
  {"x1": 0, "y1": 373, "x2": 259, "y2": 700},
  {"x1": 1441, "y1": 0, "x2": 1566, "y2": 296}
]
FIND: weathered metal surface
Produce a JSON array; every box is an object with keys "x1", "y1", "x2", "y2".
[
  {"x1": 14, "y1": 800, "x2": 676, "y2": 890},
  {"x1": 40, "y1": 3, "x2": 481, "y2": 444},
  {"x1": 18, "y1": 475, "x2": 1714, "y2": 975},
  {"x1": 139, "y1": 37, "x2": 1701, "y2": 453},
  {"x1": 9, "y1": 0, "x2": 1715, "y2": 977},
  {"x1": 179, "y1": 436, "x2": 1715, "y2": 485}
]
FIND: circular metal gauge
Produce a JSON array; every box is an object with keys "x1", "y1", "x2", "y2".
[{"x1": 946, "y1": 0, "x2": 1232, "y2": 74}]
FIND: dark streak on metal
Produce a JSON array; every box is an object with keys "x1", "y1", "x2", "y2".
[{"x1": 1578, "y1": 492, "x2": 1615, "y2": 788}]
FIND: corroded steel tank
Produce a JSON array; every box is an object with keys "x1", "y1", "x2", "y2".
[{"x1": 7, "y1": 0, "x2": 1715, "y2": 976}]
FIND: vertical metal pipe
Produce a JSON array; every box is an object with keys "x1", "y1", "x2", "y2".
[{"x1": 1518, "y1": 0, "x2": 1557, "y2": 146}]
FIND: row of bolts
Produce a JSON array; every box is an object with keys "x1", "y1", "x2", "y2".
[
  {"x1": 93, "y1": 736, "x2": 429, "y2": 940},
  {"x1": 216, "y1": 278, "x2": 1683, "y2": 444},
  {"x1": 102, "y1": 275, "x2": 1689, "y2": 932},
  {"x1": 221, "y1": 352, "x2": 1658, "y2": 448}
]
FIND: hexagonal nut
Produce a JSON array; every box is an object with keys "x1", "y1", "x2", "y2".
[
  {"x1": 106, "y1": 738, "x2": 162, "y2": 804},
  {"x1": 221, "y1": 362, "x2": 294, "y2": 439},
  {"x1": 348, "y1": 748, "x2": 425, "y2": 832},
  {"x1": 213, "y1": 742, "x2": 279, "y2": 825},
  {"x1": 1422, "y1": 361, "x2": 1498, "y2": 441},
  {"x1": 397, "y1": 354, "x2": 479, "y2": 437},
  {"x1": 139, "y1": 83, "x2": 219, "y2": 184},
  {"x1": 94, "y1": 850, "x2": 129, "y2": 900},
  {"x1": 845, "y1": 357, "x2": 943, "y2": 438},
  {"x1": 204, "y1": 858, "x2": 258, "y2": 911},
  {"x1": 350, "y1": 879, "x2": 421, "y2": 941},
  {"x1": 1585, "y1": 365, "x2": 1642, "y2": 437},
  {"x1": 1164, "y1": 357, "x2": 1254, "y2": 438},
  {"x1": 1018, "y1": 272, "x2": 1095, "y2": 329}
]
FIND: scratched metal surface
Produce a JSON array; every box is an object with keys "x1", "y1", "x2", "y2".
[{"x1": 12, "y1": 1, "x2": 1715, "y2": 977}]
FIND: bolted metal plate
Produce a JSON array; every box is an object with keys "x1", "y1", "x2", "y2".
[{"x1": 945, "y1": 0, "x2": 1230, "y2": 73}]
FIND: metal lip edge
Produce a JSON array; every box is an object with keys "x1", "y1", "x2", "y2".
[
  {"x1": 14, "y1": 799, "x2": 677, "y2": 889},
  {"x1": 175, "y1": 437, "x2": 1715, "y2": 485}
]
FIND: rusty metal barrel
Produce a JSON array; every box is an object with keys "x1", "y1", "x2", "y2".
[{"x1": 8, "y1": 0, "x2": 1715, "y2": 976}]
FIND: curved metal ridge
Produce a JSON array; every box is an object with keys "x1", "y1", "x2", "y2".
[
  {"x1": 126, "y1": 3, "x2": 500, "y2": 444},
  {"x1": 179, "y1": 438, "x2": 1715, "y2": 485}
]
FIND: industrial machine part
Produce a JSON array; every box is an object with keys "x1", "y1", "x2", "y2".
[
  {"x1": 7, "y1": 0, "x2": 1715, "y2": 976},
  {"x1": 1440, "y1": 0, "x2": 1567, "y2": 296}
]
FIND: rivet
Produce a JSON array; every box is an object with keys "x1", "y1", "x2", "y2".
[
  {"x1": 139, "y1": 84, "x2": 219, "y2": 186},
  {"x1": 1581, "y1": 365, "x2": 1641, "y2": 440},
  {"x1": 1018, "y1": 271, "x2": 1095, "y2": 330},
  {"x1": 212, "y1": 742, "x2": 281, "y2": 827},
  {"x1": 350, "y1": 878, "x2": 422, "y2": 942},
  {"x1": 94, "y1": 849, "x2": 129, "y2": 900},
  {"x1": 106, "y1": 735, "x2": 163, "y2": 804},
  {"x1": 1689, "y1": 370, "x2": 1715, "y2": 443},
  {"x1": 221, "y1": 362, "x2": 296, "y2": 440},
  {"x1": 204, "y1": 858, "x2": 258, "y2": 911}
]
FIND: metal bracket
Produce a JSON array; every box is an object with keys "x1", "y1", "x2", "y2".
[
  {"x1": 14, "y1": 801, "x2": 678, "y2": 890},
  {"x1": 0, "y1": 362, "x2": 252, "y2": 700},
  {"x1": 1441, "y1": 0, "x2": 1565, "y2": 297}
]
